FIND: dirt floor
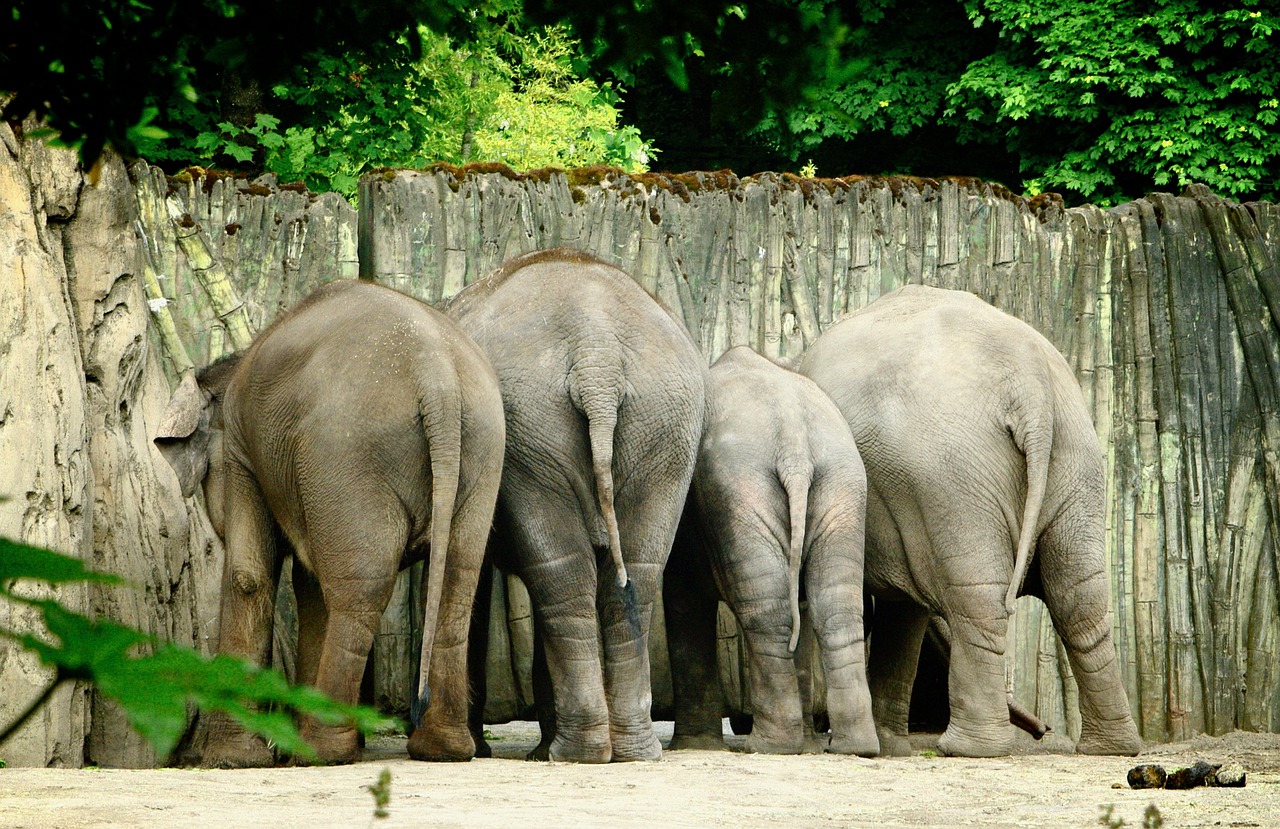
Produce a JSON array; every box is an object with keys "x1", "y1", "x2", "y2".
[{"x1": 2, "y1": 723, "x2": 1278, "y2": 829}]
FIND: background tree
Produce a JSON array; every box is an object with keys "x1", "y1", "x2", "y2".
[
  {"x1": 629, "y1": 0, "x2": 1280, "y2": 205},
  {"x1": 135, "y1": 21, "x2": 655, "y2": 195},
  {"x1": 2, "y1": 0, "x2": 845, "y2": 173}
]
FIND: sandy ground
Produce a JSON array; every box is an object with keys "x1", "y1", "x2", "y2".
[{"x1": 2, "y1": 723, "x2": 1278, "y2": 829}]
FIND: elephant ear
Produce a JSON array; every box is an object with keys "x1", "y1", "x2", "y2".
[{"x1": 154, "y1": 372, "x2": 213, "y2": 498}]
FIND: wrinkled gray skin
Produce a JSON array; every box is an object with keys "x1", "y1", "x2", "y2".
[
  {"x1": 446, "y1": 248, "x2": 706, "y2": 763},
  {"x1": 799, "y1": 284, "x2": 1141, "y2": 758},
  {"x1": 665, "y1": 346, "x2": 879, "y2": 756},
  {"x1": 154, "y1": 280, "x2": 505, "y2": 767}
]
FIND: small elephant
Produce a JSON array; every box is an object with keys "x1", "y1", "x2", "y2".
[
  {"x1": 154, "y1": 280, "x2": 505, "y2": 766},
  {"x1": 665, "y1": 346, "x2": 879, "y2": 756},
  {"x1": 799, "y1": 284, "x2": 1141, "y2": 757},
  {"x1": 446, "y1": 248, "x2": 706, "y2": 763}
]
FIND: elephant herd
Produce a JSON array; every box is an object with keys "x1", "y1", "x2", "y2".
[{"x1": 154, "y1": 246, "x2": 1142, "y2": 768}]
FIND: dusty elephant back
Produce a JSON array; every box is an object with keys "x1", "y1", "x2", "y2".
[
  {"x1": 223, "y1": 279, "x2": 504, "y2": 561},
  {"x1": 799, "y1": 284, "x2": 1100, "y2": 596},
  {"x1": 446, "y1": 248, "x2": 707, "y2": 516},
  {"x1": 705, "y1": 345, "x2": 863, "y2": 488}
]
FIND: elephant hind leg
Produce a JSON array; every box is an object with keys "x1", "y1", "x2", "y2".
[
  {"x1": 296, "y1": 515, "x2": 405, "y2": 765},
  {"x1": 804, "y1": 560, "x2": 878, "y2": 756},
  {"x1": 598, "y1": 559, "x2": 664, "y2": 761},
  {"x1": 937, "y1": 595, "x2": 1015, "y2": 758},
  {"x1": 202, "y1": 459, "x2": 281, "y2": 769},
  {"x1": 1037, "y1": 519, "x2": 1141, "y2": 756},
  {"x1": 512, "y1": 494, "x2": 611, "y2": 764}
]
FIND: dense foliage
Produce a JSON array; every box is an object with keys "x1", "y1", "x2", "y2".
[
  {"x1": 656, "y1": 0, "x2": 1280, "y2": 204},
  {"x1": 5, "y1": 0, "x2": 1279, "y2": 205},
  {"x1": 135, "y1": 23, "x2": 655, "y2": 195},
  {"x1": 2, "y1": 0, "x2": 844, "y2": 173}
]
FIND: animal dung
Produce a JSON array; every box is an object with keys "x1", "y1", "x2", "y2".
[
  {"x1": 1163, "y1": 761, "x2": 1218, "y2": 789},
  {"x1": 1126, "y1": 760, "x2": 1246, "y2": 789},
  {"x1": 1126, "y1": 764, "x2": 1167, "y2": 789}
]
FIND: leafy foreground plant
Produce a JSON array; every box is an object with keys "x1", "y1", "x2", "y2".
[{"x1": 0, "y1": 537, "x2": 395, "y2": 763}]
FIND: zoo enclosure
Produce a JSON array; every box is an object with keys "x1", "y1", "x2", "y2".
[
  {"x1": 3, "y1": 128, "x2": 1278, "y2": 765},
  {"x1": 156, "y1": 161, "x2": 1280, "y2": 745}
]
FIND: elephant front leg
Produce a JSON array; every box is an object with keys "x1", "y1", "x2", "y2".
[
  {"x1": 598, "y1": 561, "x2": 663, "y2": 761},
  {"x1": 663, "y1": 548, "x2": 726, "y2": 751},
  {"x1": 202, "y1": 463, "x2": 281, "y2": 769},
  {"x1": 867, "y1": 600, "x2": 929, "y2": 757}
]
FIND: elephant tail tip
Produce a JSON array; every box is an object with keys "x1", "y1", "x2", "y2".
[
  {"x1": 410, "y1": 687, "x2": 431, "y2": 730},
  {"x1": 622, "y1": 578, "x2": 642, "y2": 637}
]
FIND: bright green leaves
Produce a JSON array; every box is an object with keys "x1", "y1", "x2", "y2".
[
  {"x1": 945, "y1": 0, "x2": 1280, "y2": 202},
  {"x1": 0, "y1": 538, "x2": 123, "y2": 587},
  {"x1": 0, "y1": 539, "x2": 395, "y2": 762},
  {"x1": 761, "y1": 0, "x2": 1280, "y2": 204},
  {"x1": 137, "y1": 17, "x2": 656, "y2": 196}
]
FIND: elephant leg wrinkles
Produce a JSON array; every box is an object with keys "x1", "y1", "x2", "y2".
[
  {"x1": 202, "y1": 460, "x2": 280, "y2": 769},
  {"x1": 805, "y1": 556, "x2": 878, "y2": 756},
  {"x1": 598, "y1": 560, "x2": 662, "y2": 762},
  {"x1": 1037, "y1": 517, "x2": 1141, "y2": 756}
]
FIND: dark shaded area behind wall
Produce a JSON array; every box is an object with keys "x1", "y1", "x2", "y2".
[{"x1": 621, "y1": 62, "x2": 1025, "y2": 187}]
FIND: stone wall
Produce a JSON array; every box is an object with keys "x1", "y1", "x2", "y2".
[{"x1": 4, "y1": 135, "x2": 1280, "y2": 765}]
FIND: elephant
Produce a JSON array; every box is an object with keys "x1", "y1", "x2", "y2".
[
  {"x1": 798, "y1": 284, "x2": 1142, "y2": 757},
  {"x1": 445, "y1": 247, "x2": 707, "y2": 763},
  {"x1": 153, "y1": 279, "x2": 505, "y2": 766},
  {"x1": 664, "y1": 345, "x2": 879, "y2": 756}
]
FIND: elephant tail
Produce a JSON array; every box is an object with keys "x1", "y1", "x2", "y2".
[
  {"x1": 780, "y1": 467, "x2": 811, "y2": 653},
  {"x1": 1006, "y1": 394, "x2": 1052, "y2": 616},
  {"x1": 412, "y1": 380, "x2": 464, "y2": 729},
  {"x1": 570, "y1": 359, "x2": 640, "y2": 633}
]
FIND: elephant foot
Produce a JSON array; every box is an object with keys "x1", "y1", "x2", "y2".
[
  {"x1": 744, "y1": 730, "x2": 803, "y2": 755},
  {"x1": 547, "y1": 733, "x2": 612, "y2": 763},
  {"x1": 801, "y1": 734, "x2": 828, "y2": 755},
  {"x1": 827, "y1": 728, "x2": 879, "y2": 757},
  {"x1": 1075, "y1": 721, "x2": 1142, "y2": 756},
  {"x1": 473, "y1": 736, "x2": 493, "y2": 759},
  {"x1": 201, "y1": 731, "x2": 275, "y2": 769},
  {"x1": 610, "y1": 728, "x2": 662, "y2": 762},
  {"x1": 668, "y1": 733, "x2": 726, "y2": 751},
  {"x1": 407, "y1": 723, "x2": 475, "y2": 762},
  {"x1": 525, "y1": 738, "x2": 552, "y2": 762},
  {"x1": 875, "y1": 727, "x2": 914, "y2": 757},
  {"x1": 295, "y1": 721, "x2": 361, "y2": 765},
  {"x1": 937, "y1": 723, "x2": 1013, "y2": 758}
]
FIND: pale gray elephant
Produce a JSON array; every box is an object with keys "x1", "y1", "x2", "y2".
[
  {"x1": 445, "y1": 247, "x2": 706, "y2": 763},
  {"x1": 154, "y1": 280, "x2": 505, "y2": 766},
  {"x1": 665, "y1": 346, "x2": 879, "y2": 756},
  {"x1": 799, "y1": 284, "x2": 1141, "y2": 757}
]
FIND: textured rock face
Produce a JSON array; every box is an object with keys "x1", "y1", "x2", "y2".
[
  {"x1": 0, "y1": 127, "x2": 224, "y2": 768},
  {"x1": 0, "y1": 123, "x2": 92, "y2": 767}
]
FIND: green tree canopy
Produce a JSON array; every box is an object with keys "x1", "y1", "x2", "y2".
[
  {"x1": 2, "y1": 0, "x2": 847, "y2": 169},
  {"x1": 136, "y1": 21, "x2": 656, "y2": 195},
  {"x1": 630, "y1": 0, "x2": 1280, "y2": 204}
]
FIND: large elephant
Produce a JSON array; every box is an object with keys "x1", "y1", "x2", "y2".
[
  {"x1": 445, "y1": 248, "x2": 706, "y2": 763},
  {"x1": 154, "y1": 280, "x2": 505, "y2": 766},
  {"x1": 799, "y1": 284, "x2": 1141, "y2": 758},
  {"x1": 665, "y1": 346, "x2": 879, "y2": 756}
]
